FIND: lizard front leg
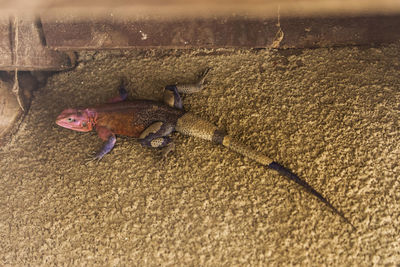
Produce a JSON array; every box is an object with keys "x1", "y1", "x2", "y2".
[
  {"x1": 94, "y1": 126, "x2": 116, "y2": 160},
  {"x1": 108, "y1": 79, "x2": 128, "y2": 103}
]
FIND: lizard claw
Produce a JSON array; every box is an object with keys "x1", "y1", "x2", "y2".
[
  {"x1": 84, "y1": 151, "x2": 104, "y2": 164},
  {"x1": 198, "y1": 67, "x2": 211, "y2": 85}
]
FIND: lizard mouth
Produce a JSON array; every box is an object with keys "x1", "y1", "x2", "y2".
[{"x1": 56, "y1": 117, "x2": 91, "y2": 132}]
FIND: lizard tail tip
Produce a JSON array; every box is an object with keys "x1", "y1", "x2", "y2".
[{"x1": 268, "y1": 161, "x2": 356, "y2": 230}]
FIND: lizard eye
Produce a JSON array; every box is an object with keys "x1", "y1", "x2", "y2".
[
  {"x1": 82, "y1": 122, "x2": 87, "y2": 127},
  {"x1": 67, "y1": 117, "x2": 76, "y2": 122}
]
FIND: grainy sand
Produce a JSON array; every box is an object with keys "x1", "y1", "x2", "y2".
[{"x1": 1, "y1": 46, "x2": 399, "y2": 265}]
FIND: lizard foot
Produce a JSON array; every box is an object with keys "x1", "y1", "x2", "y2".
[
  {"x1": 198, "y1": 67, "x2": 211, "y2": 84},
  {"x1": 161, "y1": 142, "x2": 175, "y2": 160},
  {"x1": 84, "y1": 152, "x2": 104, "y2": 164}
]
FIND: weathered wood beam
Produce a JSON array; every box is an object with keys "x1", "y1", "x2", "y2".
[
  {"x1": 41, "y1": 15, "x2": 400, "y2": 49},
  {"x1": 2, "y1": 0, "x2": 400, "y2": 19},
  {"x1": 0, "y1": 16, "x2": 75, "y2": 71}
]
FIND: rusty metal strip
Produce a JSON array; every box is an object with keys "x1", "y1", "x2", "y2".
[{"x1": 41, "y1": 15, "x2": 400, "y2": 49}]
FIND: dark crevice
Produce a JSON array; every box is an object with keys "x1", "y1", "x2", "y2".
[
  {"x1": 34, "y1": 17, "x2": 47, "y2": 47},
  {"x1": 8, "y1": 17, "x2": 16, "y2": 65}
]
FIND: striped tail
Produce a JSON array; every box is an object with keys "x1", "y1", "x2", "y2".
[{"x1": 175, "y1": 113, "x2": 354, "y2": 229}]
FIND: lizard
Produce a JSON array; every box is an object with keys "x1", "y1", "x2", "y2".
[{"x1": 56, "y1": 69, "x2": 355, "y2": 229}]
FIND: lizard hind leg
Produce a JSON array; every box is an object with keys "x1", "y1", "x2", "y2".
[
  {"x1": 141, "y1": 136, "x2": 172, "y2": 148},
  {"x1": 175, "y1": 67, "x2": 210, "y2": 94},
  {"x1": 163, "y1": 85, "x2": 183, "y2": 109},
  {"x1": 139, "y1": 122, "x2": 176, "y2": 159},
  {"x1": 139, "y1": 121, "x2": 175, "y2": 148},
  {"x1": 163, "y1": 68, "x2": 211, "y2": 109}
]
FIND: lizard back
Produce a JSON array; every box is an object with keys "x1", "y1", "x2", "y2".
[{"x1": 93, "y1": 100, "x2": 185, "y2": 138}]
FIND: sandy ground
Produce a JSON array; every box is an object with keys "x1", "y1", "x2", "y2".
[{"x1": 0, "y1": 46, "x2": 399, "y2": 265}]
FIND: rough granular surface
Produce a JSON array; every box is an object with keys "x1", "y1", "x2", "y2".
[{"x1": 0, "y1": 46, "x2": 399, "y2": 265}]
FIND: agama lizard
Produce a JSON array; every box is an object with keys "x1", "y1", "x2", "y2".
[{"x1": 56, "y1": 69, "x2": 355, "y2": 229}]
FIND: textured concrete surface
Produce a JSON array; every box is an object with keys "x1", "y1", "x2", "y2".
[{"x1": 0, "y1": 46, "x2": 399, "y2": 265}]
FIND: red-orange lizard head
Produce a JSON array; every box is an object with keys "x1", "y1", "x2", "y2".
[{"x1": 56, "y1": 108, "x2": 94, "y2": 132}]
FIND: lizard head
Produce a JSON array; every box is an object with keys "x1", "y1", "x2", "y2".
[{"x1": 56, "y1": 108, "x2": 94, "y2": 132}]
